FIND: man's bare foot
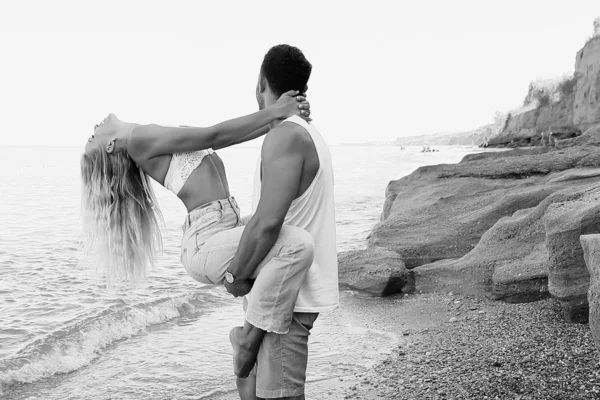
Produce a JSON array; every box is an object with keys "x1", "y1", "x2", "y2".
[{"x1": 229, "y1": 326, "x2": 260, "y2": 378}]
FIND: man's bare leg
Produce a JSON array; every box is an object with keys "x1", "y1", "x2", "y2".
[
  {"x1": 230, "y1": 322, "x2": 265, "y2": 378},
  {"x1": 236, "y1": 376, "x2": 305, "y2": 400}
]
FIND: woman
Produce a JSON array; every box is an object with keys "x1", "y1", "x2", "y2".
[{"x1": 81, "y1": 90, "x2": 314, "y2": 375}]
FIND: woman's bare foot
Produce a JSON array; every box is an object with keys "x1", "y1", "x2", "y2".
[{"x1": 229, "y1": 326, "x2": 261, "y2": 378}]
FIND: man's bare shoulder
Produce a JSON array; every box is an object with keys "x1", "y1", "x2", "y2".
[{"x1": 262, "y1": 121, "x2": 312, "y2": 156}]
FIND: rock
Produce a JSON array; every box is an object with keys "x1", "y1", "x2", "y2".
[
  {"x1": 460, "y1": 148, "x2": 549, "y2": 163},
  {"x1": 411, "y1": 173, "x2": 600, "y2": 310},
  {"x1": 488, "y1": 96, "x2": 576, "y2": 148},
  {"x1": 543, "y1": 185, "x2": 600, "y2": 322},
  {"x1": 548, "y1": 169, "x2": 600, "y2": 183},
  {"x1": 574, "y1": 37, "x2": 600, "y2": 129},
  {"x1": 492, "y1": 254, "x2": 549, "y2": 303},
  {"x1": 580, "y1": 234, "x2": 600, "y2": 356},
  {"x1": 371, "y1": 147, "x2": 600, "y2": 269},
  {"x1": 338, "y1": 246, "x2": 409, "y2": 296}
]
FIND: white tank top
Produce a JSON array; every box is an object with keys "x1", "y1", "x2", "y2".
[{"x1": 252, "y1": 116, "x2": 339, "y2": 313}]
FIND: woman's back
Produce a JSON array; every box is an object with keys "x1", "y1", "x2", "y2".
[{"x1": 134, "y1": 150, "x2": 231, "y2": 212}]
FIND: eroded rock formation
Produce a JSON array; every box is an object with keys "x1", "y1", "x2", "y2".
[{"x1": 581, "y1": 234, "x2": 600, "y2": 354}]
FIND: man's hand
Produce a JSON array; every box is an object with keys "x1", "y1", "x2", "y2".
[{"x1": 224, "y1": 279, "x2": 254, "y2": 297}]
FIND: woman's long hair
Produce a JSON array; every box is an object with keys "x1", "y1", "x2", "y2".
[{"x1": 81, "y1": 147, "x2": 163, "y2": 286}]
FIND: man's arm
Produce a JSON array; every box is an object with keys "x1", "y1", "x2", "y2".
[{"x1": 226, "y1": 123, "x2": 306, "y2": 286}]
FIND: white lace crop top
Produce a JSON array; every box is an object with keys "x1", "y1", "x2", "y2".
[{"x1": 164, "y1": 149, "x2": 214, "y2": 195}]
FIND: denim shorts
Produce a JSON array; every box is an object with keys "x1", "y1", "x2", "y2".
[
  {"x1": 180, "y1": 196, "x2": 315, "y2": 335},
  {"x1": 180, "y1": 197, "x2": 243, "y2": 284}
]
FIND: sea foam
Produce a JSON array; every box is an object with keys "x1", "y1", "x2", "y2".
[{"x1": 0, "y1": 293, "x2": 209, "y2": 397}]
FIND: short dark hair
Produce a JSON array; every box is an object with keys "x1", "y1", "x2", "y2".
[{"x1": 260, "y1": 44, "x2": 312, "y2": 97}]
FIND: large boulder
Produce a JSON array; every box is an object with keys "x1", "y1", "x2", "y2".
[
  {"x1": 376, "y1": 174, "x2": 553, "y2": 268},
  {"x1": 338, "y1": 246, "x2": 409, "y2": 297},
  {"x1": 371, "y1": 145, "x2": 600, "y2": 269},
  {"x1": 580, "y1": 234, "x2": 600, "y2": 356},
  {"x1": 543, "y1": 185, "x2": 600, "y2": 322},
  {"x1": 411, "y1": 176, "x2": 600, "y2": 303}
]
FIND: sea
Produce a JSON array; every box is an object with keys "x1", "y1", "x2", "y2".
[{"x1": 0, "y1": 144, "x2": 483, "y2": 399}]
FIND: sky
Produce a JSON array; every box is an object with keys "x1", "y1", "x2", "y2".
[{"x1": 0, "y1": 0, "x2": 598, "y2": 146}]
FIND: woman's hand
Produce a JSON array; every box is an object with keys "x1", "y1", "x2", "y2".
[{"x1": 273, "y1": 90, "x2": 312, "y2": 122}]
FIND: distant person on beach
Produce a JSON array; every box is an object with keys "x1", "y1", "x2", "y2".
[
  {"x1": 542, "y1": 131, "x2": 549, "y2": 147},
  {"x1": 228, "y1": 44, "x2": 339, "y2": 400},
  {"x1": 80, "y1": 87, "x2": 316, "y2": 388}
]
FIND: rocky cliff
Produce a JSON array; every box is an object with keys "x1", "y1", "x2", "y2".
[
  {"x1": 489, "y1": 36, "x2": 600, "y2": 147},
  {"x1": 574, "y1": 37, "x2": 600, "y2": 128},
  {"x1": 338, "y1": 126, "x2": 600, "y2": 322}
]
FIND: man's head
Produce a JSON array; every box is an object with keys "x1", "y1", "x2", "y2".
[{"x1": 256, "y1": 44, "x2": 312, "y2": 109}]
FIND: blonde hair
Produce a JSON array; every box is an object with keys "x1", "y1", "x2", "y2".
[{"x1": 81, "y1": 147, "x2": 163, "y2": 286}]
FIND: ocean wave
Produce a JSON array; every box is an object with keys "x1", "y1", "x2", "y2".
[{"x1": 0, "y1": 292, "x2": 215, "y2": 397}]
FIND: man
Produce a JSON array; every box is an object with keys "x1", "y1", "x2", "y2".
[{"x1": 225, "y1": 44, "x2": 339, "y2": 399}]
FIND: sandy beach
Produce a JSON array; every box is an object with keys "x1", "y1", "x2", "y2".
[{"x1": 330, "y1": 293, "x2": 600, "y2": 400}]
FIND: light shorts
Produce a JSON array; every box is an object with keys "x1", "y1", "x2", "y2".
[
  {"x1": 180, "y1": 196, "x2": 315, "y2": 334},
  {"x1": 251, "y1": 312, "x2": 319, "y2": 399}
]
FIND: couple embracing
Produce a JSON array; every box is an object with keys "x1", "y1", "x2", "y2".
[{"x1": 81, "y1": 44, "x2": 339, "y2": 400}]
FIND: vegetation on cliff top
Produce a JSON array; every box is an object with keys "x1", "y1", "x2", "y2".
[{"x1": 522, "y1": 74, "x2": 578, "y2": 109}]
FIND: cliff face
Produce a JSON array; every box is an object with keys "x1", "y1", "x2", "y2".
[
  {"x1": 489, "y1": 37, "x2": 600, "y2": 147},
  {"x1": 574, "y1": 38, "x2": 600, "y2": 128},
  {"x1": 489, "y1": 96, "x2": 576, "y2": 146}
]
